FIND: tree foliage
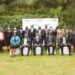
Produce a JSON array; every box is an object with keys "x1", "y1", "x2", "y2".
[{"x1": 0, "y1": 0, "x2": 75, "y2": 28}]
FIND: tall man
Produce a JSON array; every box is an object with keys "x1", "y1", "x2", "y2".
[
  {"x1": 28, "y1": 25, "x2": 36, "y2": 48},
  {"x1": 41, "y1": 25, "x2": 49, "y2": 49},
  {"x1": 5, "y1": 27, "x2": 12, "y2": 48}
]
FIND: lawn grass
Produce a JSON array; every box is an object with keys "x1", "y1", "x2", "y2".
[{"x1": 0, "y1": 51, "x2": 75, "y2": 75}]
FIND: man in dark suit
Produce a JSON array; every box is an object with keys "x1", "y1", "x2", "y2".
[
  {"x1": 33, "y1": 32, "x2": 43, "y2": 55},
  {"x1": 22, "y1": 26, "x2": 29, "y2": 38},
  {"x1": 59, "y1": 33, "x2": 72, "y2": 55},
  {"x1": 46, "y1": 31, "x2": 56, "y2": 55},
  {"x1": 5, "y1": 27, "x2": 12, "y2": 50},
  {"x1": 41, "y1": 25, "x2": 49, "y2": 49},
  {"x1": 28, "y1": 25, "x2": 36, "y2": 48},
  {"x1": 37, "y1": 26, "x2": 42, "y2": 37},
  {"x1": 20, "y1": 34, "x2": 31, "y2": 56}
]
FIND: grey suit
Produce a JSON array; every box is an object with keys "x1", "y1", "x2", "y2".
[
  {"x1": 21, "y1": 38, "x2": 31, "y2": 56},
  {"x1": 46, "y1": 35, "x2": 56, "y2": 55}
]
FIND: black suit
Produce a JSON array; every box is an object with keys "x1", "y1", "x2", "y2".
[
  {"x1": 5, "y1": 31, "x2": 12, "y2": 46},
  {"x1": 46, "y1": 35, "x2": 56, "y2": 55},
  {"x1": 22, "y1": 29, "x2": 29, "y2": 38},
  {"x1": 41, "y1": 29, "x2": 48, "y2": 49},
  {"x1": 33, "y1": 37, "x2": 43, "y2": 55},
  {"x1": 28, "y1": 28, "x2": 36, "y2": 48}
]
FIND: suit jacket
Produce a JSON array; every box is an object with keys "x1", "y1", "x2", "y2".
[
  {"x1": 33, "y1": 37, "x2": 42, "y2": 46},
  {"x1": 5, "y1": 31, "x2": 12, "y2": 41},
  {"x1": 41, "y1": 29, "x2": 46, "y2": 39},
  {"x1": 46, "y1": 35, "x2": 56, "y2": 45},
  {"x1": 22, "y1": 29, "x2": 29, "y2": 38},
  {"x1": 59, "y1": 36, "x2": 72, "y2": 46},
  {"x1": 28, "y1": 28, "x2": 36, "y2": 39},
  {"x1": 21, "y1": 38, "x2": 31, "y2": 47}
]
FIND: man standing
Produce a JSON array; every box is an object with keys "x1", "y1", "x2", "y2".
[
  {"x1": 5, "y1": 27, "x2": 12, "y2": 49},
  {"x1": 22, "y1": 26, "x2": 29, "y2": 38},
  {"x1": 28, "y1": 25, "x2": 36, "y2": 48},
  {"x1": 41, "y1": 25, "x2": 49, "y2": 49}
]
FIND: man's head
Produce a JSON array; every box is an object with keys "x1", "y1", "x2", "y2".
[
  {"x1": 38, "y1": 26, "x2": 41, "y2": 30},
  {"x1": 31, "y1": 25, "x2": 34, "y2": 28},
  {"x1": 45, "y1": 25, "x2": 48, "y2": 29},
  {"x1": 25, "y1": 26, "x2": 28, "y2": 30}
]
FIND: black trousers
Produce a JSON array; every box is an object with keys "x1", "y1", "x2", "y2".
[
  {"x1": 30, "y1": 38, "x2": 34, "y2": 49},
  {"x1": 33, "y1": 46, "x2": 43, "y2": 55},
  {"x1": 41, "y1": 37, "x2": 46, "y2": 49},
  {"x1": 47, "y1": 45, "x2": 56, "y2": 55},
  {"x1": 21, "y1": 46, "x2": 30, "y2": 56},
  {"x1": 61, "y1": 45, "x2": 71, "y2": 55}
]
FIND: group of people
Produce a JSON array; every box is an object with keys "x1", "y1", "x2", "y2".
[{"x1": 0, "y1": 25, "x2": 75, "y2": 56}]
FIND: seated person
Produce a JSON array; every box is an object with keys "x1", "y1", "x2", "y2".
[
  {"x1": 59, "y1": 33, "x2": 71, "y2": 55},
  {"x1": 33, "y1": 32, "x2": 43, "y2": 55},
  {"x1": 10, "y1": 32, "x2": 21, "y2": 56},
  {"x1": 46, "y1": 32, "x2": 56, "y2": 55},
  {"x1": 20, "y1": 34, "x2": 31, "y2": 56}
]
